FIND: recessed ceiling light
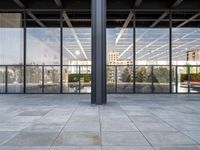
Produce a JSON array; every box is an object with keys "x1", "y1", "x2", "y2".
[{"x1": 75, "y1": 50, "x2": 80, "y2": 55}]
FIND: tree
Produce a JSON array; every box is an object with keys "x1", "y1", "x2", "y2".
[
  {"x1": 136, "y1": 67, "x2": 147, "y2": 82},
  {"x1": 121, "y1": 68, "x2": 131, "y2": 82}
]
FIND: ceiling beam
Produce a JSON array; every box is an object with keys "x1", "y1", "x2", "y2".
[
  {"x1": 115, "y1": 11, "x2": 133, "y2": 44},
  {"x1": 63, "y1": 11, "x2": 88, "y2": 59},
  {"x1": 54, "y1": 0, "x2": 63, "y2": 8},
  {"x1": 171, "y1": 0, "x2": 184, "y2": 8},
  {"x1": 13, "y1": 0, "x2": 25, "y2": 8},
  {"x1": 150, "y1": 11, "x2": 168, "y2": 28},
  {"x1": 12, "y1": 0, "x2": 45, "y2": 27},
  {"x1": 27, "y1": 10, "x2": 46, "y2": 27},
  {"x1": 176, "y1": 12, "x2": 200, "y2": 28},
  {"x1": 134, "y1": 0, "x2": 143, "y2": 7}
]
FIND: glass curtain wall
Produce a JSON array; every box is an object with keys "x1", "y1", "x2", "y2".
[
  {"x1": 62, "y1": 11, "x2": 91, "y2": 93},
  {"x1": 0, "y1": 12, "x2": 24, "y2": 93},
  {"x1": 135, "y1": 11, "x2": 170, "y2": 93},
  {"x1": 26, "y1": 11, "x2": 61, "y2": 93},
  {"x1": 1, "y1": 9, "x2": 200, "y2": 95},
  {"x1": 172, "y1": 11, "x2": 200, "y2": 93},
  {"x1": 106, "y1": 11, "x2": 134, "y2": 93}
]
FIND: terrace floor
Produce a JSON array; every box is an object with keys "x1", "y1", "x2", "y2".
[{"x1": 0, "y1": 94, "x2": 200, "y2": 150}]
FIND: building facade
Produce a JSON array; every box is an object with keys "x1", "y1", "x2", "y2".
[{"x1": 0, "y1": 0, "x2": 200, "y2": 104}]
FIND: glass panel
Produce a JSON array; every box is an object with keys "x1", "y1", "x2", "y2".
[
  {"x1": 26, "y1": 11, "x2": 60, "y2": 65},
  {"x1": 80, "y1": 66, "x2": 91, "y2": 93},
  {"x1": 177, "y1": 66, "x2": 189, "y2": 93},
  {"x1": 172, "y1": 66, "x2": 177, "y2": 93},
  {"x1": 190, "y1": 67, "x2": 200, "y2": 93},
  {"x1": 135, "y1": 11, "x2": 169, "y2": 93},
  {"x1": 63, "y1": 28, "x2": 91, "y2": 66},
  {"x1": 26, "y1": 66, "x2": 42, "y2": 93},
  {"x1": 107, "y1": 66, "x2": 116, "y2": 93},
  {"x1": 0, "y1": 67, "x2": 5, "y2": 93},
  {"x1": 135, "y1": 66, "x2": 152, "y2": 93},
  {"x1": 7, "y1": 66, "x2": 23, "y2": 93},
  {"x1": 107, "y1": 12, "x2": 133, "y2": 65},
  {"x1": 107, "y1": 11, "x2": 133, "y2": 93},
  {"x1": 117, "y1": 66, "x2": 133, "y2": 92},
  {"x1": 26, "y1": 11, "x2": 61, "y2": 94},
  {"x1": 136, "y1": 11, "x2": 169, "y2": 66},
  {"x1": 63, "y1": 66, "x2": 80, "y2": 93},
  {"x1": 26, "y1": 27, "x2": 60, "y2": 65},
  {"x1": 153, "y1": 66, "x2": 170, "y2": 93},
  {"x1": 62, "y1": 12, "x2": 91, "y2": 94},
  {"x1": 172, "y1": 11, "x2": 200, "y2": 93},
  {"x1": 44, "y1": 66, "x2": 60, "y2": 93},
  {"x1": 0, "y1": 13, "x2": 24, "y2": 65},
  {"x1": 172, "y1": 11, "x2": 200, "y2": 66}
]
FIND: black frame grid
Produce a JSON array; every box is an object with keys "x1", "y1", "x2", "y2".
[{"x1": 0, "y1": 9, "x2": 200, "y2": 95}]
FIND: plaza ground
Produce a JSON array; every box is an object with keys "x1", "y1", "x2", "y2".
[{"x1": 0, "y1": 94, "x2": 200, "y2": 150}]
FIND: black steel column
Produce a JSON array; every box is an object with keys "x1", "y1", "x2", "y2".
[{"x1": 91, "y1": 0, "x2": 107, "y2": 104}]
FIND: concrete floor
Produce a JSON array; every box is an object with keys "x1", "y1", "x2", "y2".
[{"x1": 0, "y1": 94, "x2": 200, "y2": 150}]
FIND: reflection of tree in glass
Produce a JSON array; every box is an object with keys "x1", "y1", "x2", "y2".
[
  {"x1": 45, "y1": 68, "x2": 60, "y2": 83},
  {"x1": 136, "y1": 67, "x2": 169, "y2": 83},
  {"x1": 153, "y1": 67, "x2": 169, "y2": 83},
  {"x1": 8, "y1": 67, "x2": 23, "y2": 83},
  {"x1": 0, "y1": 69, "x2": 5, "y2": 83},
  {"x1": 121, "y1": 68, "x2": 131, "y2": 82},
  {"x1": 136, "y1": 67, "x2": 151, "y2": 82},
  {"x1": 26, "y1": 67, "x2": 41, "y2": 83}
]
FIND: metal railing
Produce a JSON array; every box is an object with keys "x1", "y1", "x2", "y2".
[{"x1": 0, "y1": 65, "x2": 200, "y2": 94}]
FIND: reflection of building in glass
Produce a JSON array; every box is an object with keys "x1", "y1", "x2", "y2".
[
  {"x1": 107, "y1": 51, "x2": 133, "y2": 83},
  {"x1": 107, "y1": 51, "x2": 133, "y2": 65},
  {"x1": 187, "y1": 50, "x2": 200, "y2": 62}
]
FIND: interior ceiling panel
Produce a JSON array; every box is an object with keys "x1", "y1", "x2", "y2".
[
  {"x1": 0, "y1": 0, "x2": 199, "y2": 28},
  {"x1": 0, "y1": 0, "x2": 199, "y2": 10}
]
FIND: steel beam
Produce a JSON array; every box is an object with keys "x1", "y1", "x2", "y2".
[
  {"x1": 91, "y1": 0, "x2": 107, "y2": 104},
  {"x1": 13, "y1": 0, "x2": 25, "y2": 8},
  {"x1": 63, "y1": 12, "x2": 88, "y2": 59},
  {"x1": 150, "y1": 11, "x2": 168, "y2": 28},
  {"x1": 26, "y1": 10, "x2": 46, "y2": 27},
  {"x1": 176, "y1": 12, "x2": 200, "y2": 28},
  {"x1": 172, "y1": 0, "x2": 184, "y2": 8},
  {"x1": 13, "y1": 0, "x2": 45, "y2": 27},
  {"x1": 54, "y1": 0, "x2": 63, "y2": 8},
  {"x1": 115, "y1": 11, "x2": 133, "y2": 44},
  {"x1": 134, "y1": 0, "x2": 143, "y2": 8}
]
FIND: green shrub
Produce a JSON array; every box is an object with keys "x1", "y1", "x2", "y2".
[
  {"x1": 181, "y1": 74, "x2": 200, "y2": 82},
  {"x1": 68, "y1": 74, "x2": 91, "y2": 82}
]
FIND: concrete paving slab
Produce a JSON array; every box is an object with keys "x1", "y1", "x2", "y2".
[
  {"x1": 102, "y1": 146, "x2": 154, "y2": 150},
  {"x1": 50, "y1": 146, "x2": 101, "y2": 150},
  {"x1": 102, "y1": 131, "x2": 149, "y2": 146},
  {"x1": 143, "y1": 131, "x2": 197, "y2": 146},
  {"x1": 53, "y1": 131, "x2": 100, "y2": 146},
  {"x1": 4, "y1": 132, "x2": 58, "y2": 146}
]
